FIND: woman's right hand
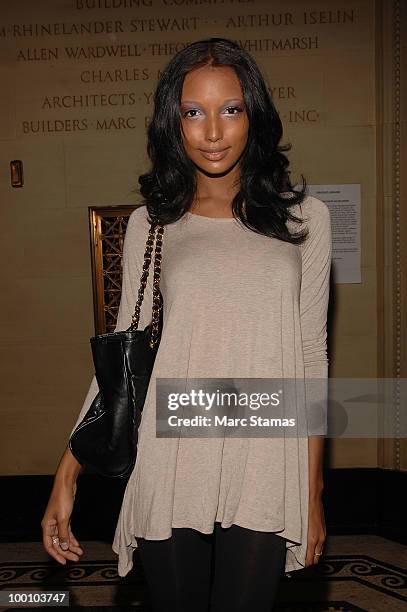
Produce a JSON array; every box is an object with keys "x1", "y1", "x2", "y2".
[{"x1": 41, "y1": 453, "x2": 84, "y2": 565}]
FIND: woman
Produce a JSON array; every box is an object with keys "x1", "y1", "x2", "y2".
[{"x1": 42, "y1": 37, "x2": 331, "y2": 611}]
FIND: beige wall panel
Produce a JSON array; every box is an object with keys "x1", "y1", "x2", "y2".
[
  {"x1": 64, "y1": 138, "x2": 145, "y2": 207},
  {"x1": 323, "y1": 51, "x2": 375, "y2": 127},
  {"x1": 262, "y1": 51, "x2": 375, "y2": 129},
  {"x1": 0, "y1": 409, "x2": 83, "y2": 475},
  {"x1": 330, "y1": 334, "x2": 377, "y2": 377},
  {"x1": 285, "y1": 125, "x2": 376, "y2": 186},
  {"x1": 0, "y1": 207, "x2": 25, "y2": 279},
  {"x1": 0, "y1": 342, "x2": 93, "y2": 395},
  {"x1": 16, "y1": 207, "x2": 93, "y2": 278},
  {"x1": 360, "y1": 196, "x2": 377, "y2": 269},
  {"x1": 0, "y1": 342, "x2": 95, "y2": 474},
  {"x1": 0, "y1": 409, "x2": 62, "y2": 474},
  {"x1": 0, "y1": 276, "x2": 93, "y2": 344},
  {"x1": 0, "y1": 139, "x2": 65, "y2": 209},
  {"x1": 332, "y1": 268, "x2": 377, "y2": 339},
  {"x1": 0, "y1": 69, "x2": 16, "y2": 140},
  {"x1": 328, "y1": 438, "x2": 378, "y2": 468}
]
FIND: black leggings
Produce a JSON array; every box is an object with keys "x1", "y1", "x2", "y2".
[{"x1": 135, "y1": 522, "x2": 287, "y2": 612}]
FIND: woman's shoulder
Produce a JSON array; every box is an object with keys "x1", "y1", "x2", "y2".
[
  {"x1": 285, "y1": 194, "x2": 331, "y2": 252},
  {"x1": 126, "y1": 204, "x2": 151, "y2": 237},
  {"x1": 290, "y1": 194, "x2": 330, "y2": 226},
  {"x1": 128, "y1": 203, "x2": 149, "y2": 223}
]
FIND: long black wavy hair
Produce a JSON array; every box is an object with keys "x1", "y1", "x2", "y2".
[{"x1": 138, "y1": 37, "x2": 309, "y2": 245}]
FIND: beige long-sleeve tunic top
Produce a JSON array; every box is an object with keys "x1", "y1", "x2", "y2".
[{"x1": 69, "y1": 195, "x2": 332, "y2": 577}]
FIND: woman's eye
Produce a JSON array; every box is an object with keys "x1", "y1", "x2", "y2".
[
  {"x1": 224, "y1": 106, "x2": 244, "y2": 115},
  {"x1": 182, "y1": 106, "x2": 244, "y2": 119},
  {"x1": 183, "y1": 109, "x2": 201, "y2": 118}
]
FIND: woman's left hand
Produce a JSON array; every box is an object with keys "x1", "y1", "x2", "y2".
[{"x1": 305, "y1": 494, "x2": 326, "y2": 567}]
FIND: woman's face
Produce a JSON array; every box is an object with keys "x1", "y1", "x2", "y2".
[{"x1": 179, "y1": 64, "x2": 249, "y2": 175}]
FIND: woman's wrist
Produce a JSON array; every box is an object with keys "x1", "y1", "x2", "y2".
[
  {"x1": 54, "y1": 446, "x2": 82, "y2": 486},
  {"x1": 54, "y1": 470, "x2": 79, "y2": 487},
  {"x1": 309, "y1": 481, "x2": 324, "y2": 503}
]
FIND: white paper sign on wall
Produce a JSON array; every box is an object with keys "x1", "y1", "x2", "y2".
[{"x1": 307, "y1": 184, "x2": 362, "y2": 284}]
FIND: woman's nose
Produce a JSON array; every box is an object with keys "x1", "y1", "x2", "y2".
[{"x1": 205, "y1": 113, "x2": 223, "y2": 142}]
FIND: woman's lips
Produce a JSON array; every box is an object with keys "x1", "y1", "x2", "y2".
[{"x1": 199, "y1": 148, "x2": 230, "y2": 161}]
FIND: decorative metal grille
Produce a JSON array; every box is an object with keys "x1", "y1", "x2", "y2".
[{"x1": 89, "y1": 206, "x2": 137, "y2": 334}]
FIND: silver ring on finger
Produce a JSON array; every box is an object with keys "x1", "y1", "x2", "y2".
[{"x1": 52, "y1": 536, "x2": 60, "y2": 545}]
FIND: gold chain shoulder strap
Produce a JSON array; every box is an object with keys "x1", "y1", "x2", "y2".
[{"x1": 130, "y1": 221, "x2": 164, "y2": 349}]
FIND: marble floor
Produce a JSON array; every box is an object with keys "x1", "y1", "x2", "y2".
[{"x1": 0, "y1": 534, "x2": 406, "y2": 611}]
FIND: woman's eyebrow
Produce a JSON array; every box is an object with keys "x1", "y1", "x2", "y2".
[{"x1": 180, "y1": 99, "x2": 244, "y2": 106}]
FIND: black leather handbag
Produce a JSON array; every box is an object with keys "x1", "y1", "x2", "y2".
[{"x1": 69, "y1": 220, "x2": 164, "y2": 479}]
